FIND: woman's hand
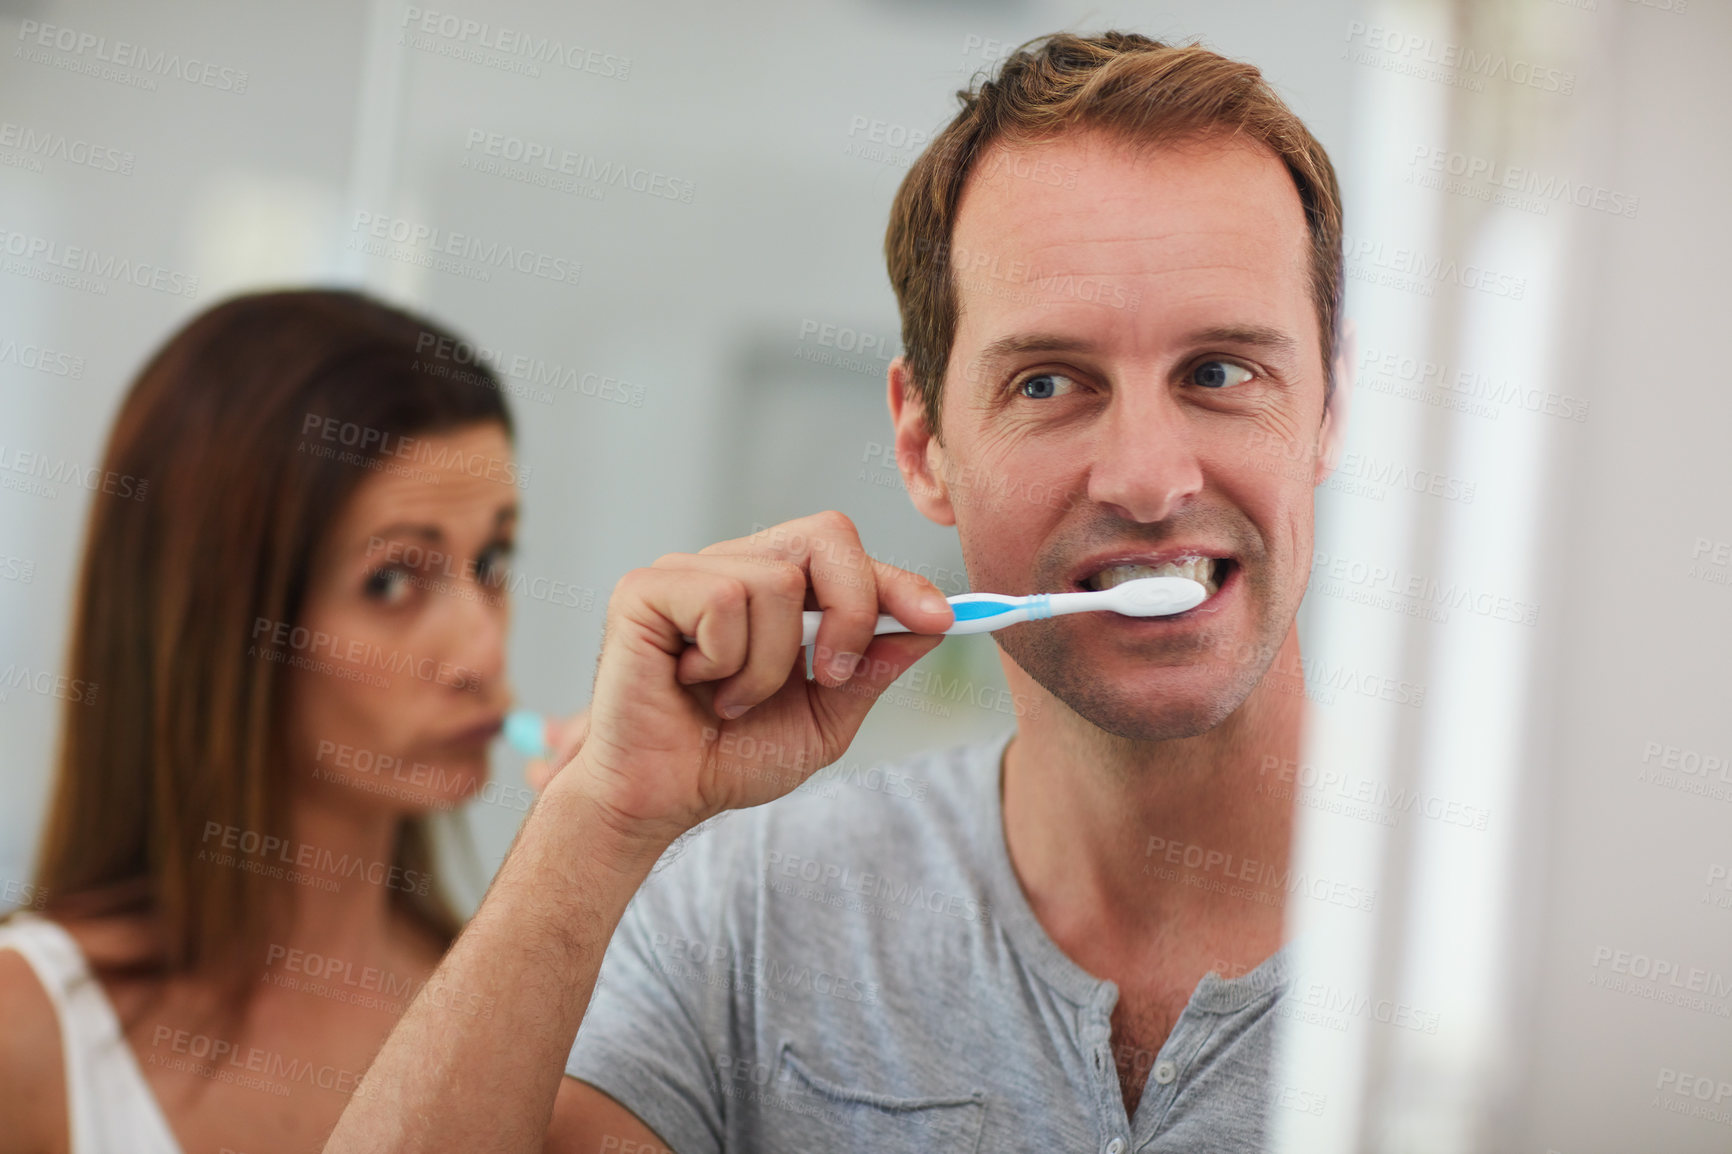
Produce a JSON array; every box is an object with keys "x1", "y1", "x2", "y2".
[{"x1": 525, "y1": 712, "x2": 589, "y2": 794}]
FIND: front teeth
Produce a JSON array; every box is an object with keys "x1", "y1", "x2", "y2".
[{"x1": 1089, "y1": 558, "x2": 1220, "y2": 596}]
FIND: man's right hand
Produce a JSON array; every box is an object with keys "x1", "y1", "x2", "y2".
[
  {"x1": 326, "y1": 511, "x2": 955, "y2": 1154},
  {"x1": 550, "y1": 510, "x2": 955, "y2": 855}
]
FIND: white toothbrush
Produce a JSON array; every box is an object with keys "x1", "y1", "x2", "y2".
[
  {"x1": 504, "y1": 576, "x2": 1207, "y2": 757},
  {"x1": 791, "y1": 574, "x2": 1208, "y2": 648}
]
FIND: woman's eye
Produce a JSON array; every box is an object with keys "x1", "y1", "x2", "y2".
[
  {"x1": 476, "y1": 545, "x2": 514, "y2": 589},
  {"x1": 1018, "y1": 373, "x2": 1076, "y2": 400},
  {"x1": 1191, "y1": 360, "x2": 1254, "y2": 389},
  {"x1": 363, "y1": 567, "x2": 415, "y2": 606}
]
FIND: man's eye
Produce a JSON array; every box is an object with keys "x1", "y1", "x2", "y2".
[
  {"x1": 364, "y1": 567, "x2": 415, "y2": 606},
  {"x1": 1018, "y1": 373, "x2": 1076, "y2": 400},
  {"x1": 1191, "y1": 361, "x2": 1254, "y2": 389}
]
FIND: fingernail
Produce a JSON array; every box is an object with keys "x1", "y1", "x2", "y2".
[
  {"x1": 829, "y1": 652, "x2": 859, "y2": 682},
  {"x1": 920, "y1": 596, "x2": 949, "y2": 615},
  {"x1": 717, "y1": 701, "x2": 745, "y2": 720}
]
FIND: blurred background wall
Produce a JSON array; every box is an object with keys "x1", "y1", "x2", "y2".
[{"x1": 0, "y1": 0, "x2": 1725, "y2": 1150}]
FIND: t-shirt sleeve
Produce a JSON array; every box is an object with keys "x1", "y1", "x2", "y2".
[{"x1": 564, "y1": 815, "x2": 746, "y2": 1154}]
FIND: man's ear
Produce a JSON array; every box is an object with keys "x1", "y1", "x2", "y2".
[
  {"x1": 1314, "y1": 317, "x2": 1357, "y2": 487},
  {"x1": 887, "y1": 356, "x2": 956, "y2": 527}
]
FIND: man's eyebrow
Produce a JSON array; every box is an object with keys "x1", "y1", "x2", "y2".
[
  {"x1": 976, "y1": 333, "x2": 1102, "y2": 363},
  {"x1": 975, "y1": 326, "x2": 1300, "y2": 365},
  {"x1": 1186, "y1": 324, "x2": 1300, "y2": 360}
]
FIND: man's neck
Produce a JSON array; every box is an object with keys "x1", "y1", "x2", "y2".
[{"x1": 1000, "y1": 623, "x2": 1305, "y2": 972}]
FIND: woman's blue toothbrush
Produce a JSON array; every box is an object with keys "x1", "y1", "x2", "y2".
[
  {"x1": 505, "y1": 575, "x2": 1207, "y2": 757},
  {"x1": 504, "y1": 710, "x2": 552, "y2": 759}
]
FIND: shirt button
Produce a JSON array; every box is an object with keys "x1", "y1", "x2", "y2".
[
  {"x1": 1106, "y1": 1140, "x2": 1127, "y2": 1154},
  {"x1": 1154, "y1": 1060, "x2": 1178, "y2": 1085}
]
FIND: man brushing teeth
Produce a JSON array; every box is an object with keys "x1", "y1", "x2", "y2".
[
  {"x1": 1081, "y1": 557, "x2": 1225, "y2": 598},
  {"x1": 330, "y1": 30, "x2": 1353, "y2": 1154}
]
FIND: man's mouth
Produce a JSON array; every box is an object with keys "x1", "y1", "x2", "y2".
[{"x1": 1081, "y1": 556, "x2": 1231, "y2": 598}]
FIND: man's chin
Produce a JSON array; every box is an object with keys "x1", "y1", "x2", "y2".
[
  {"x1": 1001, "y1": 636, "x2": 1267, "y2": 742},
  {"x1": 1056, "y1": 681, "x2": 1248, "y2": 743},
  {"x1": 998, "y1": 618, "x2": 1284, "y2": 741}
]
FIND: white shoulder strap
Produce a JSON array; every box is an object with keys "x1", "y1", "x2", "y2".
[{"x1": 0, "y1": 913, "x2": 184, "y2": 1154}]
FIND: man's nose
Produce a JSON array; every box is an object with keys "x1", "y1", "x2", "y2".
[{"x1": 1084, "y1": 389, "x2": 1205, "y2": 523}]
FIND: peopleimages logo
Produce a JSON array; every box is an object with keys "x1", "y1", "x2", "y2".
[
  {"x1": 1342, "y1": 232, "x2": 1526, "y2": 301},
  {"x1": 413, "y1": 332, "x2": 645, "y2": 407},
  {"x1": 249, "y1": 615, "x2": 482, "y2": 692},
  {"x1": 764, "y1": 850, "x2": 991, "y2": 925},
  {"x1": 0, "y1": 335, "x2": 86, "y2": 378},
  {"x1": 1142, "y1": 833, "x2": 1378, "y2": 912},
  {"x1": 398, "y1": 8, "x2": 631, "y2": 79},
  {"x1": 14, "y1": 20, "x2": 249, "y2": 93},
  {"x1": 347, "y1": 211, "x2": 581, "y2": 287},
  {"x1": 0, "y1": 227, "x2": 199, "y2": 298},
  {"x1": 1589, "y1": 945, "x2": 1732, "y2": 1017},
  {"x1": 461, "y1": 129, "x2": 695, "y2": 204},
  {"x1": 0, "y1": 120, "x2": 135, "y2": 175},
  {"x1": 299, "y1": 413, "x2": 532, "y2": 488},
  {"x1": 1688, "y1": 537, "x2": 1730, "y2": 590},
  {"x1": 651, "y1": 933, "x2": 882, "y2": 1006},
  {"x1": 1257, "y1": 754, "x2": 1491, "y2": 830},
  {"x1": 0, "y1": 443, "x2": 149, "y2": 501},
  {"x1": 926, "y1": 237, "x2": 1142, "y2": 312},
  {"x1": 1309, "y1": 548, "x2": 1537, "y2": 627},
  {"x1": 146, "y1": 1026, "x2": 365, "y2": 1099},
  {"x1": 1343, "y1": 21, "x2": 1576, "y2": 94},
  {"x1": 198, "y1": 821, "x2": 432, "y2": 897},
  {"x1": 1407, "y1": 145, "x2": 1638, "y2": 219},
  {"x1": 1356, "y1": 344, "x2": 1590, "y2": 424},
  {"x1": 0, "y1": 664, "x2": 97, "y2": 706}
]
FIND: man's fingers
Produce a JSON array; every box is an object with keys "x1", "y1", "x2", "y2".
[
  {"x1": 708, "y1": 511, "x2": 952, "y2": 688},
  {"x1": 684, "y1": 555, "x2": 808, "y2": 718},
  {"x1": 808, "y1": 632, "x2": 945, "y2": 745},
  {"x1": 667, "y1": 511, "x2": 956, "y2": 704},
  {"x1": 793, "y1": 511, "x2": 883, "y2": 686},
  {"x1": 638, "y1": 553, "x2": 811, "y2": 719},
  {"x1": 703, "y1": 512, "x2": 873, "y2": 686},
  {"x1": 870, "y1": 555, "x2": 956, "y2": 634},
  {"x1": 809, "y1": 546, "x2": 954, "y2": 682},
  {"x1": 615, "y1": 564, "x2": 751, "y2": 682}
]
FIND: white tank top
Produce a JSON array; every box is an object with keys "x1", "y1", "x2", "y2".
[{"x1": 0, "y1": 913, "x2": 183, "y2": 1154}]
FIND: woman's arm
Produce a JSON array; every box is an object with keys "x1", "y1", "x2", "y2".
[{"x1": 0, "y1": 948, "x2": 70, "y2": 1154}]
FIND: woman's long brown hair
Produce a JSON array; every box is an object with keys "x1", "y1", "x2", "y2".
[{"x1": 20, "y1": 288, "x2": 514, "y2": 1005}]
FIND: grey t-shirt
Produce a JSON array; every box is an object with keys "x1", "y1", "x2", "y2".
[{"x1": 566, "y1": 728, "x2": 1290, "y2": 1153}]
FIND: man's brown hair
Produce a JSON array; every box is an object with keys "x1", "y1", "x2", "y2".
[{"x1": 885, "y1": 31, "x2": 1344, "y2": 437}]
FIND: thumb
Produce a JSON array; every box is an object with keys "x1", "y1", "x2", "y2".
[{"x1": 808, "y1": 632, "x2": 942, "y2": 747}]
